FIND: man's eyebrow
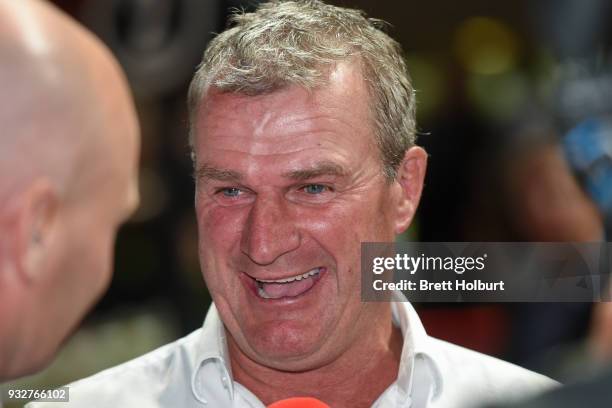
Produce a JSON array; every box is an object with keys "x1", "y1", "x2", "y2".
[
  {"x1": 282, "y1": 161, "x2": 347, "y2": 181},
  {"x1": 195, "y1": 164, "x2": 243, "y2": 183}
]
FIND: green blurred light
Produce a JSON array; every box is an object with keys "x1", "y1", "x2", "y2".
[{"x1": 454, "y1": 17, "x2": 520, "y2": 75}]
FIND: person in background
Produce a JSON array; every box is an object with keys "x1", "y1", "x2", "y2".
[
  {"x1": 489, "y1": 100, "x2": 612, "y2": 408},
  {"x1": 0, "y1": 0, "x2": 140, "y2": 381}
]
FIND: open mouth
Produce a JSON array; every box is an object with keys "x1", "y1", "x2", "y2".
[{"x1": 250, "y1": 267, "x2": 325, "y2": 299}]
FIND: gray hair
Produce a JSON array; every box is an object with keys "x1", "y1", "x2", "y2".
[{"x1": 188, "y1": 0, "x2": 416, "y2": 180}]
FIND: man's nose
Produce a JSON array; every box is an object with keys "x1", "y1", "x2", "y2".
[{"x1": 240, "y1": 195, "x2": 301, "y2": 265}]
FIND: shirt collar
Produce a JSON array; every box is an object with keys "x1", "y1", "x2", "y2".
[
  {"x1": 390, "y1": 291, "x2": 444, "y2": 402},
  {"x1": 191, "y1": 305, "x2": 234, "y2": 404},
  {"x1": 192, "y1": 292, "x2": 444, "y2": 404}
]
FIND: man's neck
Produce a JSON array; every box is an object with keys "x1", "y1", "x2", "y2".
[{"x1": 228, "y1": 316, "x2": 403, "y2": 408}]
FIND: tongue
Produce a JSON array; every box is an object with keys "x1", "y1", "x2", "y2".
[{"x1": 262, "y1": 276, "x2": 316, "y2": 299}]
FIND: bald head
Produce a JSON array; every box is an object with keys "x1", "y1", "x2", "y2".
[
  {"x1": 0, "y1": 0, "x2": 135, "y2": 200},
  {"x1": 0, "y1": 0, "x2": 139, "y2": 380}
]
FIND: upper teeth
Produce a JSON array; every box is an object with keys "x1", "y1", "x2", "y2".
[{"x1": 256, "y1": 268, "x2": 321, "y2": 284}]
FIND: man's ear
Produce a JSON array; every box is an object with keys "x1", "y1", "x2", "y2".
[
  {"x1": 15, "y1": 179, "x2": 59, "y2": 283},
  {"x1": 393, "y1": 146, "x2": 427, "y2": 235}
]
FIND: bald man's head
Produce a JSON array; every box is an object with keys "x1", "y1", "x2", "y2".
[
  {"x1": 0, "y1": 0, "x2": 135, "y2": 200},
  {"x1": 0, "y1": 0, "x2": 140, "y2": 380}
]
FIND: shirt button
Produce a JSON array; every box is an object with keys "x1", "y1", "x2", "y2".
[{"x1": 222, "y1": 376, "x2": 229, "y2": 389}]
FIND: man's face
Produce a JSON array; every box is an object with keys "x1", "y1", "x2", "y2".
[{"x1": 194, "y1": 63, "x2": 412, "y2": 370}]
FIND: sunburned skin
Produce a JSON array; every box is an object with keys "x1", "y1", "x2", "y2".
[{"x1": 193, "y1": 60, "x2": 427, "y2": 406}]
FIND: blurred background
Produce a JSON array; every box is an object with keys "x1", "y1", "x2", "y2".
[{"x1": 3, "y1": 0, "x2": 611, "y2": 405}]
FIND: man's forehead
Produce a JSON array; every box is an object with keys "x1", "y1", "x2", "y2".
[
  {"x1": 197, "y1": 94, "x2": 371, "y2": 149},
  {"x1": 198, "y1": 86, "x2": 314, "y2": 126},
  {"x1": 195, "y1": 101, "x2": 364, "y2": 157},
  {"x1": 192, "y1": 60, "x2": 378, "y2": 176}
]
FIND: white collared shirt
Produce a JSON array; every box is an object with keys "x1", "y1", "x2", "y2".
[{"x1": 27, "y1": 293, "x2": 556, "y2": 408}]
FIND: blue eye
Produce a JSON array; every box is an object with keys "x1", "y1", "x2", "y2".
[
  {"x1": 221, "y1": 187, "x2": 241, "y2": 197},
  {"x1": 209, "y1": 186, "x2": 254, "y2": 206},
  {"x1": 303, "y1": 184, "x2": 326, "y2": 194}
]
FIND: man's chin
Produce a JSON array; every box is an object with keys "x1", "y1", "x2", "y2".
[
  {"x1": 250, "y1": 347, "x2": 328, "y2": 373},
  {"x1": 237, "y1": 323, "x2": 331, "y2": 370}
]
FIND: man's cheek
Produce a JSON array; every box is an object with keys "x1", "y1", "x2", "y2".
[
  {"x1": 201, "y1": 267, "x2": 230, "y2": 297},
  {"x1": 296, "y1": 208, "x2": 348, "y2": 234},
  {"x1": 202, "y1": 206, "x2": 250, "y2": 237}
]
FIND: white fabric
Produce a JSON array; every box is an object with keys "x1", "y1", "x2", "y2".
[{"x1": 27, "y1": 293, "x2": 557, "y2": 408}]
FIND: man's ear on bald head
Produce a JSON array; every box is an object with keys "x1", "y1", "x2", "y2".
[{"x1": 11, "y1": 178, "x2": 61, "y2": 284}]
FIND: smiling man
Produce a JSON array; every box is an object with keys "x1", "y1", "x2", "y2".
[
  {"x1": 192, "y1": 62, "x2": 412, "y2": 405},
  {"x1": 30, "y1": 1, "x2": 555, "y2": 407}
]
